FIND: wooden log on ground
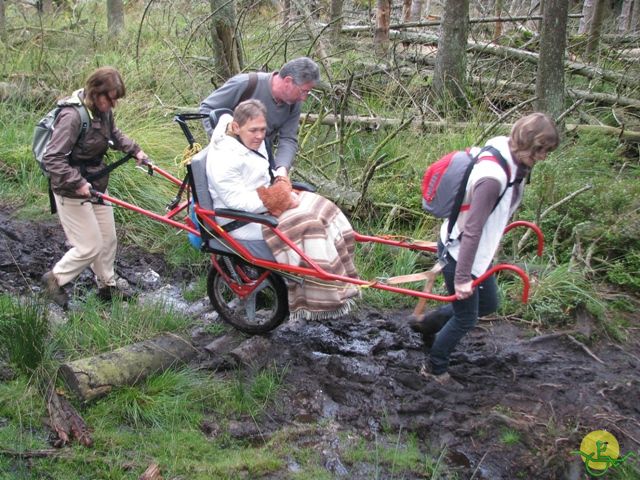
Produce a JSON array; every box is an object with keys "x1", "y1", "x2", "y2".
[
  {"x1": 59, "y1": 333, "x2": 198, "y2": 402},
  {"x1": 139, "y1": 463, "x2": 163, "y2": 480},
  {"x1": 46, "y1": 386, "x2": 93, "y2": 447},
  {"x1": 229, "y1": 336, "x2": 273, "y2": 368},
  {"x1": 336, "y1": 14, "x2": 584, "y2": 33},
  {"x1": 470, "y1": 76, "x2": 640, "y2": 110},
  {"x1": 387, "y1": 32, "x2": 639, "y2": 88}
]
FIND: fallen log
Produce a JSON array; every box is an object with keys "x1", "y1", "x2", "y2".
[
  {"x1": 139, "y1": 463, "x2": 163, "y2": 480},
  {"x1": 59, "y1": 333, "x2": 198, "y2": 402},
  {"x1": 336, "y1": 13, "x2": 584, "y2": 32},
  {"x1": 386, "y1": 32, "x2": 639, "y2": 89},
  {"x1": 229, "y1": 335, "x2": 273, "y2": 368},
  {"x1": 46, "y1": 386, "x2": 93, "y2": 447},
  {"x1": 293, "y1": 170, "x2": 361, "y2": 212},
  {"x1": 301, "y1": 114, "x2": 640, "y2": 141},
  {"x1": 470, "y1": 76, "x2": 640, "y2": 110}
]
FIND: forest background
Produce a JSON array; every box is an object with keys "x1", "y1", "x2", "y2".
[{"x1": 0, "y1": 0, "x2": 639, "y2": 478}]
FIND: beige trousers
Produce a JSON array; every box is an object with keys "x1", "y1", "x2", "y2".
[{"x1": 52, "y1": 192, "x2": 117, "y2": 289}]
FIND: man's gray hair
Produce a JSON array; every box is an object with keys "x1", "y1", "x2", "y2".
[{"x1": 278, "y1": 57, "x2": 320, "y2": 85}]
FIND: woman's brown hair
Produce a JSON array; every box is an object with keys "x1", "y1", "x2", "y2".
[
  {"x1": 509, "y1": 112, "x2": 560, "y2": 166},
  {"x1": 233, "y1": 99, "x2": 267, "y2": 126},
  {"x1": 83, "y1": 67, "x2": 126, "y2": 112}
]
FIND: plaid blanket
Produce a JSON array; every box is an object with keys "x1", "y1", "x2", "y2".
[{"x1": 262, "y1": 191, "x2": 360, "y2": 321}]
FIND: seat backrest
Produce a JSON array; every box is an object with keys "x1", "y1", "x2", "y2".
[{"x1": 188, "y1": 146, "x2": 213, "y2": 211}]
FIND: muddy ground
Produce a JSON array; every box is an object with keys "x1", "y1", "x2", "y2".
[{"x1": 1, "y1": 205, "x2": 639, "y2": 479}]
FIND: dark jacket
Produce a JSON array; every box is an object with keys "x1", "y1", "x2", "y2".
[{"x1": 42, "y1": 90, "x2": 140, "y2": 198}]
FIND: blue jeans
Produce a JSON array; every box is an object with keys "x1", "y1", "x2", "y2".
[{"x1": 429, "y1": 244, "x2": 499, "y2": 375}]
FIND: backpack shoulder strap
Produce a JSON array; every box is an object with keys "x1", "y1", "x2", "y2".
[
  {"x1": 446, "y1": 150, "x2": 477, "y2": 241},
  {"x1": 480, "y1": 145, "x2": 511, "y2": 186},
  {"x1": 73, "y1": 104, "x2": 90, "y2": 141},
  {"x1": 445, "y1": 146, "x2": 512, "y2": 242},
  {"x1": 58, "y1": 90, "x2": 91, "y2": 145},
  {"x1": 239, "y1": 72, "x2": 258, "y2": 104}
]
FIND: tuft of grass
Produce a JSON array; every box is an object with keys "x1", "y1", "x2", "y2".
[
  {"x1": 0, "y1": 295, "x2": 50, "y2": 374},
  {"x1": 226, "y1": 363, "x2": 288, "y2": 417},
  {"x1": 182, "y1": 275, "x2": 208, "y2": 302},
  {"x1": 88, "y1": 368, "x2": 208, "y2": 429},
  {"x1": 342, "y1": 431, "x2": 451, "y2": 478},
  {"x1": 499, "y1": 428, "x2": 521, "y2": 446},
  {"x1": 502, "y1": 263, "x2": 605, "y2": 327}
]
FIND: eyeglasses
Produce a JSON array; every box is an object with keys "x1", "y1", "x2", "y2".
[{"x1": 292, "y1": 83, "x2": 313, "y2": 96}]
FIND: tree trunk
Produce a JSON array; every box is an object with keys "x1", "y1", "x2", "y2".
[
  {"x1": 280, "y1": 0, "x2": 292, "y2": 28},
  {"x1": 579, "y1": 0, "x2": 595, "y2": 34},
  {"x1": 209, "y1": 0, "x2": 242, "y2": 81},
  {"x1": 433, "y1": 0, "x2": 470, "y2": 105},
  {"x1": 292, "y1": 0, "x2": 330, "y2": 70},
  {"x1": 632, "y1": 0, "x2": 640, "y2": 32},
  {"x1": 536, "y1": 0, "x2": 568, "y2": 121},
  {"x1": 58, "y1": 333, "x2": 197, "y2": 402},
  {"x1": 0, "y1": 0, "x2": 5, "y2": 41},
  {"x1": 494, "y1": 0, "x2": 504, "y2": 40},
  {"x1": 107, "y1": 0, "x2": 125, "y2": 37},
  {"x1": 37, "y1": 0, "x2": 53, "y2": 13},
  {"x1": 402, "y1": 0, "x2": 412, "y2": 22},
  {"x1": 584, "y1": 0, "x2": 605, "y2": 59},
  {"x1": 330, "y1": 0, "x2": 345, "y2": 43},
  {"x1": 410, "y1": 0, "x2": 424, "y2": 20},
  {"x1": 374, "y1": 0, "x2": 391, "y2": 56},
  {"x1": 618, "y1": 0, "x2": 634, "y2": 33}
]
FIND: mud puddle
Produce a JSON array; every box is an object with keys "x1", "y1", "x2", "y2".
[{"x1": 1, "y1": 205, "x2": 639, "y2": 479}]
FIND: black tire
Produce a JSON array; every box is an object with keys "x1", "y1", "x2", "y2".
[{"x1": 207, "y1": 257, "x2": 288, "y2": 334}]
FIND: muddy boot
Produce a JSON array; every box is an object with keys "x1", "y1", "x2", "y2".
[
  {"x1": 410, "y1": 308, "x2": 450, "y2": 349},
  {"x1": 41, "y1": 271, "x2": 69, "y2": 308},
  {"x1": 419, "y1": 364, "x2": 463, "y2": 390},
  {"x1": 97, "y1": 285, "x2": 134, "y2": 303}
]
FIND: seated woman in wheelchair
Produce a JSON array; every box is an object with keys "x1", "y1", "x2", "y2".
[{"x1": 206, "y1": 99, "x2": 360, "y2": 320}]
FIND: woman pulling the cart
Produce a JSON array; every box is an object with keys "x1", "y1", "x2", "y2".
[
  {"x1": 41, "y1": 67, "x2": 148, "y2": 308},
  {"x1": 411, "y1": 112, "x2": 560, "y2": 386}
]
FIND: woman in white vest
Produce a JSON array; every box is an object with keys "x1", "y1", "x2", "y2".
[{"x1": 412, "y1": 113, "x2": 560, "y2": 386}]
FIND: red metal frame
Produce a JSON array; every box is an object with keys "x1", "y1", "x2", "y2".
[{"x1": 93, "y1": 168, "x2": 544, "y2": 304}]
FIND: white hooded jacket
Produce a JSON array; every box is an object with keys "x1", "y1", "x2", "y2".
[{"x1": 206, "y1": 114, "x2": 271, "y2": 240}]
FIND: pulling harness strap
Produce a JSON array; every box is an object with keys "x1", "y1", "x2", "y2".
[{"x1": 83, "y1": 153, "x2": 134, "y2": 182}]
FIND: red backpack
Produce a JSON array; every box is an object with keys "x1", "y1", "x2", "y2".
[{"x1": 421, "y1": 146, "x2": 512, "y2": 239}]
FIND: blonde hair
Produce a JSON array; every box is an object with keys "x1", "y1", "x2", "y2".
[
  {"x1": 83, "y1": 67, "x2": 126, "y2": 112},
  {"x1": 509, "y1": 113, "x2": 560, "y2": 165}
]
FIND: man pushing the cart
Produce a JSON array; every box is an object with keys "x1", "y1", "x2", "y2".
[{"x1": 199, "y1": 57, "x2": 320, "y2": 180}]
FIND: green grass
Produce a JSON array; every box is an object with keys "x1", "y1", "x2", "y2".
[
  {"x1": 342, "y1": 432, "x2": 454, "y2": 479},
  {"x1": 499, "y1": 428, "x2": 521, "y2": 446},
  {"x1": 1, "y1": 0, "x2": 639, "y2": 478},
  {"x1": 0, "y1": 295, "x2": 50, "y2": 374}
]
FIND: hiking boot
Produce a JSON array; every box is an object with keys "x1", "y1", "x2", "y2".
[
  {"x1": 409, "y1": 308, "x2": 450, "y2": 349},
  {"x1": 419, "y1": 364, "x2": 463, "y2": 390},
  {"x1": 41, "y1": 271, "x2": 68, "y2": 308},
  {"x1": 97, "y1": 285, "x2": 134, "y2": 302}
]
